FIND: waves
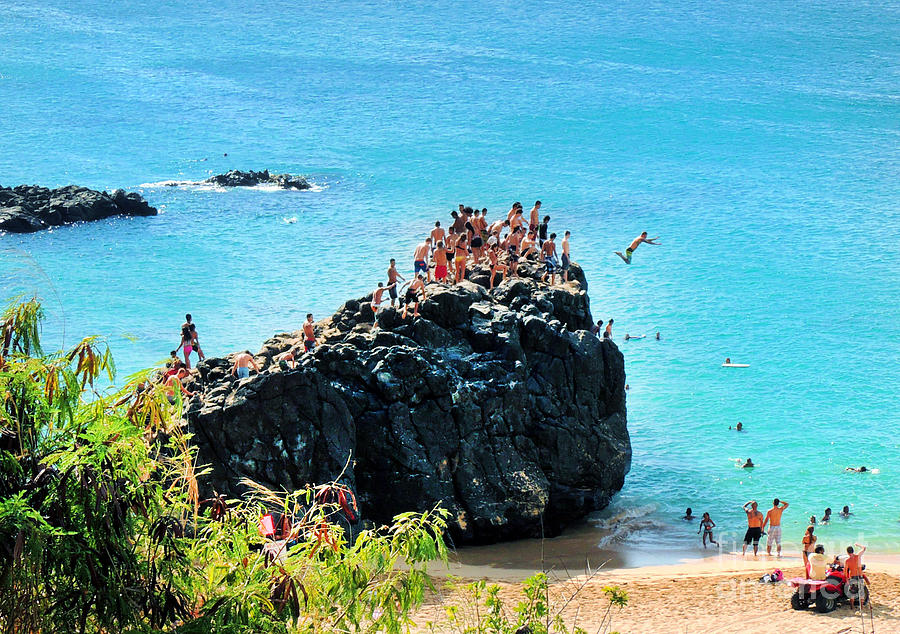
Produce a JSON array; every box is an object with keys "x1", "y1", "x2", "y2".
[{"x1": 138, "y1": 179, "x2": 328, "y2": 193}]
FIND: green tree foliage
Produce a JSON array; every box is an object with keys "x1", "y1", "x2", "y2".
[{"x1": 0, "y1": 298, "x2": 449, "y2": 633}]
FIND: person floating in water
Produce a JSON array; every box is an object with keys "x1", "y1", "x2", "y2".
[
  {"x1": 729, "y1": 421, "x2": 744, "y2": 431},
  {"x1": 821, "y1": 508, "x2": 832, "y2": 524},
  {"x1": 845, "y1": 466, "x2": 868, "y2": 473},
  {"x1": 231, "y1": 351, "x2": 259, "y2": 380},
  {"x1": 656, "y1": 331, "x2": 661, "y2": 340},
  {"x1": 742, "y1": 457, "x2": 755, "y2": 468},
  {"x1": 615, "y1": 231, "x2": 660, "y2": 264},
  {"x1": 840, "y1": 505, "x2": 853, "y2": 518},
  {"x1": 683, "y1": 508, "x2": 695, "y2": 521},
  {"x1": 698, "y1": 512, "x2": 718, "y2": 548}
]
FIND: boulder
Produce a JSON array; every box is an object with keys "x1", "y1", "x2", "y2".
[
  {"x1": 0, "y1": 183, "x2": 157, "y2": 234},
  {"x1": 203, "y1": 169, "x2": 310, "y2": 190},
  {"x1": 185, "y1": 260, "x2": 629, "y2": 544}
]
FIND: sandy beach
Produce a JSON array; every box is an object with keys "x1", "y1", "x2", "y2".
[{"x1": 414, "y1": 552, "x2": 900, "y2": 633}]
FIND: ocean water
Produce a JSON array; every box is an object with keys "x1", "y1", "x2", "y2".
[{"x1": 2, "y1": 0, "x2": 899, "y2": 561}]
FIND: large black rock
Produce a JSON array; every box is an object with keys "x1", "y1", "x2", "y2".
[
  {"x1": 185, "y1": 261, "x2": 630, "y2": 544},
  {"x1": 202, "y1": 169, "x2": 310, "y2": 190},
  {"x1": 0, "y1": 184, "x2": 157, "y2": 233}
]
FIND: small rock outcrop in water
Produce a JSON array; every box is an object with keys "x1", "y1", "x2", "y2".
[
  {"x1": 185, "y1": 261, "x2": 630, "y2": 544},
  {"x1": 0, "y1": 184, "x2": 157, "y2": 233},
  {"x1": 200, "y1": 169, "x2": 310, "y2": 190}
]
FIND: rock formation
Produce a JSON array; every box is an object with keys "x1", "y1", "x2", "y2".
[
  {"x1": 0, "y1": 184, "x2": 157, "y2": 233},
  {"x1": 199, "y1": 170, "x2": 310, "y2": 190},
  {"x1": 184, "y1": 261, "x2": 630, "y2": 544}
]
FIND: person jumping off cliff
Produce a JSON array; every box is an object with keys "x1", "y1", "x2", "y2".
[{"x1": 615, "y1": 232, "x2": 660, "y2": 264}]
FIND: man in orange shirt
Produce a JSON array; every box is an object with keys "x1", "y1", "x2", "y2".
[
  {"x1": 741, "y1": 500, "x2": 764, "y2": 556},
  {"x1": 762, "y1": 498, "x2": 789, "y2": 557}
]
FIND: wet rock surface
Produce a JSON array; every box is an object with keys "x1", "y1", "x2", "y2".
[
  {"x1": 0, "y1": 184, "x2": 157, "y2": 233},
  {"x1": 185, "y1": 261, "x2": 630, "y2": 544},
  {"x1": 200, "y1": 169, "x2": 310, "y2": 190}
]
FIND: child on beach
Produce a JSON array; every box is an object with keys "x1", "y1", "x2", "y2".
[{"x1": 698, "y1": 513, "x2": 718, "y2": 548}]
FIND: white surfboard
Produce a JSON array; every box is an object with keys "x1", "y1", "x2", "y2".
[{"x1": 722, "y1": 363, "x2": 750, "y2": 368}]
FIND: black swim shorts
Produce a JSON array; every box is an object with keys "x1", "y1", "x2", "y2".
[{"x1": 743, "y1": 527, "x2": 762, "y2": 544}]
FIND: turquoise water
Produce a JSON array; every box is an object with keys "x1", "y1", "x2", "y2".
[{"x1": 2, "y1": 1, "x2": 899, "y2": 558}]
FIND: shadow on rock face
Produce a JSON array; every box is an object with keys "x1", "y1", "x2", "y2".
[{"x1": 186, "y1": 261, "x2": 630, "y2": 545}]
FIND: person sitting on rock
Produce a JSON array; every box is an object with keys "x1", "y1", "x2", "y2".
[
  {"x1": 519, "y1": 230, "x2": 539, "y2": 260},
  {"x1": 165, "y1": 367, "x2": 194, "y2": 403},
  {"x1": 402, "y1": 274, "x2": 427, "y2": 319}
]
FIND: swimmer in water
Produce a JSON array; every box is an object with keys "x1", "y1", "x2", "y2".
[
  {"x1": 683, "y1": 507, "x2": 695, "y2": 521},
  {"x1": 742, "y1": 458, "x2": 755, "y2": 468},
  {"x1": 729, "y1": 421, "x2": 744, "y2": 431},
  {"x1": 840, "y1": 505, "x2": 852, "y2": 518},
  {"x1": 845, "y1": 466, "x2": 868, "y2": 473},
  {"x1": 821, "y1": 508, "x2": 832, "y2": 524}
]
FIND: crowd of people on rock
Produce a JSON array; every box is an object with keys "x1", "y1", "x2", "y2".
[{"x1": 366, "y1": 201, "x2": 579, "y2": 319}]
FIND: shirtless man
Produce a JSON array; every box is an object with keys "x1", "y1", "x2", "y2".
[
  {"x1": 402, "y1": 274, "x2": 427, "y2": 319},
  {"x1": 506, "y1": 227, "x2": 524, "y2": 277},
  {"x1": 231, "y1": 351, "x2": 260, "y2": 380},
  {"x1": 430, "y1": 221, "x2": 446, "y2": 248},
  {"x1": 302, "y1": 314, "x2": 317, "y2": 352},
  {"x1": 506, "y1": 201, "x2": 521, "y2": 223},
  {"x1": 510, "y1": 208, "x2": 525, "y2": 233},
  {"x1": 615, "y1": 231, "x2": 660, "y2": 264},
  {"x1": 604, "y1": 318, "x2": 614, "y2": 339},
  {"x1": 561, "y1": 230, "x2": 571, "y2": 282},
  {"x1": 371, "y1": 282, "x2": 396, "y2": 313},
  {"x1": 540, "y1": 232, "x2": 559, "y2": 285},
  {"x1": 762, "y1": 498, "x2": 789, "y2": 557},
  {"x1": 165, "y1": 367, "x2": 194, "y2": 402},
  {"x1": 741, "y1": 500, "x2": 765, "y2": 556},
  {"x1": 528, "y1": 200, "x2": 541, "y2": 233},
  {"x1": 387, "y1": 258, "x2": 405, "y2": 307},
  {"x1": 433, "y1": 241, "x2": 450, "y2": 283},
  {"x1": 519, "y1": 231, "x2": 539, "y2": 259},
  {"x1": 413, "y1": 238, "x2": 432, "y2": 282}
]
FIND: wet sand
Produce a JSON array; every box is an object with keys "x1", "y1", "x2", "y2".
[{"x1": 416, "y1": 552, "x2": 900, "y2": 633}]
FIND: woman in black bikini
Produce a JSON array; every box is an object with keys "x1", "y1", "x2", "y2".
[{"x1": 698, "y1": 512, "x2": 718, "y2": 548}]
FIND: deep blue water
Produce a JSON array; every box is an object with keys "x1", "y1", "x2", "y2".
[{"x1": 2, "y1": 0, "x2": 899, "y2": 558}]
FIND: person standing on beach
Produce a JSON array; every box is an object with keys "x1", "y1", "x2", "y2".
[
  {"x1": 615, "y1": 232, "x2": 660, "y2": 264},
  {"x1": 762, "y1": 498, "x2": 789, "y2": 557},
  {"x1": 741, "y1": 500, "x2": 764, "y2": 556},
  {"x1": 387, "y1": 259, "x2": 405, "y2": 307},
  {"x1": 413, "y1": 238, "x2": 432, "y2": 282},
  {"x1": 801, "y1": 525, "x2": 817, "y2": 576},
  {"x1": 302, "y1": 314, "x2": 317, "y2": 352},
  {"x1": 698, "y1": 513, "x2": 718, "y2": 548},
  {"x1": 844, "y1": 543, "x2": 867, "y2": 606},
  {"x1": 231, "y1": 351, "x2": 260, "y2": 380},
  {"x1": 561, "y1": 230, "x2": 571, "y2": 283}
]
